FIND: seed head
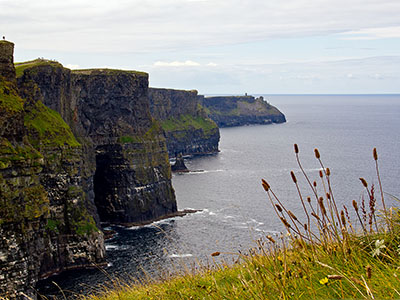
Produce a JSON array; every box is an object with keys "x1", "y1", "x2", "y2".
[
  {"x1": 373, "y1": 148, "x2": 378, "y2": 161},
  {"x1": 290, "y1": 171, "x2": 297, "y2": 183},
  {"x1": 326, "y1": 168, "x2": 331, "y2": 176},
  {"x1": 288, "y1": 210, "x2": 298, "y2": 221},
  {"x1": 318, "y1": 197, "x2": 327, "y2": 216},
  {"x1": 280, "y1": 217, "x2": 291, "y2": 228},
  {"x1": 340, "y1": 210, "x2": 346, "y2": 226},
  {"x1": 366, "y1": 265, "x2": 372, "y2": 279},
  {"x1": 261, "y1": 179, "x2": 270, "y2": 192},
  {"x1": 352, "y1": 200, "x2": 359, "y2": 212},
  {"x1": 294, "y1": 144, "x2": 299, "y2": 154},
  {"x1": 314, "y1": 148, "x2": 320, "y2": 159},
  {"x1": 307, "y1": 196, "x2": 311, "y2": 203},
  {"x1": 266, "y1": 235, "x2": 276, "y2": 243},
  {"x1": 311, "y1": 212, "x2": 320, "y2": 220},
  {"x1": 211, "y1": 251, "x2": 221, "y2": 257},
  {"x1": 313, "y1": 181, "x2": 317, "y2": 187},
  {"x1": 326, "y1": 193, "x2": 331, "y2": 200},
  {"x1": 304, "y1": 223, "x2": 308, "y2": 231},
  {"x1": 319, "y1": 170, "x2": 323, "y2": 178},
  {"x1": 327, "y1": 275, "x2": 343, "y2": 280},
  {"x1": 359, "y1": 177, "x2": 368, "y2": 188},
  {"x1": 275, "y1": 204, "x2": 283, "y2": 212}
]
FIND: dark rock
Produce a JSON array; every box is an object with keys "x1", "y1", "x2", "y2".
[
  {"x1": 149, "y1": 88, "x2": 220, "y2": 156},
  {"x1": 1, "y1": 43, "x2": 178, "y2": 298},
  {"x1": 0, "y1": 40, "x2": 16, "y2": 83},
  {"x1": 171, "y1": 153, "x2": 189, "y2": 172}
]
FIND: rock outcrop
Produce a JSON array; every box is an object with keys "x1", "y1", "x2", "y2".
[
  {"x1": 1, "y1": 42, "x2": 177, "y2": 298},
  {"x1": 149, "y1": 88, "x2": 219, "y2": 156},
  {"x1": 202, "y1": 95, "x2": 286, "y2": 127},
  {"x1": 171, "y1": 153, "x2": 189, "y2": 172},
  {"x1": 16, "y1": 63, "x2": 177, "y2": 225},
  {"x1": 0, "y1": 41, "x2": 105, "y2": 299}
]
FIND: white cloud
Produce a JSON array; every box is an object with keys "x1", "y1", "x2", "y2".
[
  {"x1": 339, "y1": 26, "x2": 400, "y2": 40},
  {"x1": 2, "y1": 0, "x2": 400, "y2": 53},
  {"x1": 153, "y1": 60, "x2": 201, "y2": 67}
]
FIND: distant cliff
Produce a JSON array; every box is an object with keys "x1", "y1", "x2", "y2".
[
  {"x1": 149, "y1": 88, "x2": 219, "y2": 157},
  {"x1": 1, "y1": 41, "x2": 177, "y2": 298},
  {"x1": 202, "y1": 95, "x2": 286, "y2": 127}
]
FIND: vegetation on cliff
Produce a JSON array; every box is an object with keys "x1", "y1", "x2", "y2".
[
  {"x1": 24, "y1": 99, "x2": 80, "y2": 148},
  {"x1": 148, "y1": 88, "x2": 220, "y2": 156},
  {"x1": 161, "y1": 114, "x2": 217, "y2": 138},
  {"x1": 87, "y1": 147, "x2": 400, "y2": 300},
  {"x1": 202, "y1": 95, "x2": 286, "y2": 127}
]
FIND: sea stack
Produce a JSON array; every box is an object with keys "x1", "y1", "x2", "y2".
[{"x1": 171, "y1": 153, "x2": 189, "y2": 172}]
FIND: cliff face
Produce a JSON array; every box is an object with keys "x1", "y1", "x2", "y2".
[
  {"x1": 0, "y1": 41, "x2": 105, "y2": 299},
  {"x1": 1, "y1": 41, "x2": 178, "y2": 298},
  {"x1": 16, "y1": 64, "x2": 177, "y2": 225},
  {"x1": 149, "y1": 88, "x2": 219, "y2": 157},
  {"x1": 202, "y1": 95, "x2": 286, "y2": 127}
]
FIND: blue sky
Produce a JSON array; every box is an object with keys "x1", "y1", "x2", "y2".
[{"x1": 1, "y1": 0, "x2": 400, "y2": 94}]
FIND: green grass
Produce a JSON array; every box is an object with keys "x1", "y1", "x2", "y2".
[
  {"x1": 24, "y1": 100, "x2": 80, "y2": 148},
  {"x1": 72, "y1": 68, "x2": 148, "y2": 77},
  {"x1": 85, "y1": 147, "x2": 400, "y2": 300},
  {"x1": 14, "y1": 59, "x2": 63, "y2": 78},
  {"x1": 161, "y1": 114, "x2": 217, "y2": 137},
  {"x1": 0, "y1": 80, "x2": 24, "y2": 112}
]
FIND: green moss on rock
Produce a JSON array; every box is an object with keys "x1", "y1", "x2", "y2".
[
  {"x1": 0, "y1": 182, "x2": 49, "y2": 224},
  {"x1": 0, "y1": 80, "x2": 24, "y2": 113},
  {"x1": 24, "y1": 100, "x2": 80, "y2": 148},
  {"x1": 161, "y1": 114, "x2": 217, "y2": 137}
]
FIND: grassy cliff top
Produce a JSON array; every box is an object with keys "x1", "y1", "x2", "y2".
[
  {"x1": 72, "y1": 68, "x2": 148, "y2": 77},
  {"x1": 150, "y1": 87, "x2": 198, "y2": 94},
  {"x1": 0, "y1": 40, "x2": 14, "y2": 45},
  {"x1": 15, "y1": 59, "x2": 63, "y2": 77}
]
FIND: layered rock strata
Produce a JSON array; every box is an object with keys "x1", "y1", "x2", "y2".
[
  {"x1": 202, "y1": 95, "x2": 286, "y2": 127},
  {"x1": 0, "y1": 41, "x2": 105, "y2": 299},
  {"x1": 149, "y1": 88, "x2": 219, "y2": 156},
  {"x1": 1, "y1": 41, "x2": 177, "y2": 298},
  {"x1": 16, "y1": 64, "x2": 177, "y2": 225}
]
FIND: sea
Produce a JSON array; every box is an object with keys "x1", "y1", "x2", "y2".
[{"x1": 37, "y1": 94, "x2": 400, "y2": 298}]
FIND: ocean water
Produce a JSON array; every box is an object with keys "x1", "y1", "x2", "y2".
[{"x1": 37, "y1": 94, "x2": 400, "y2": 298}]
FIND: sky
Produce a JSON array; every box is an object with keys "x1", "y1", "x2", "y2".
[{"x1": 1, "y1": 0, "x2": 400, "y2": 94}]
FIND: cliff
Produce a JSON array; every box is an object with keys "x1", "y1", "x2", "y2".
[
  {"x1": 149, "y1": 88, "x2": 219, "y2": 157},
  {"x1": 1, "y1": 42, "x2": 177, "y2": 298},
  {"x1": 16, "y1": 62, "x2": 177, "y2": 225},
  {"x1": 202, "y1": 95, "x2": 286, "y2": 127},
  {"x1": 0, "y1": 41, "x2": 105, "y2": 299}
]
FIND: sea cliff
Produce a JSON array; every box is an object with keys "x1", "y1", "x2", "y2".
[
  {"x1": 202, "y1": 95, "x2": 286, "y2": 127},
  {"x1": 0, "y1": 41, "x2": 105, "y2": 299},
  {"x1": 0, "y1": 41, "x2": 177, "y2": 298},
  {"x1": 149, "y1": 88, "x2": 219, "y2": 157}
]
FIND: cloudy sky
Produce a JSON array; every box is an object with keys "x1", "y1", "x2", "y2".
[{"x1": 1, "y1": 0, "x2": 400, "y2": 94}]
